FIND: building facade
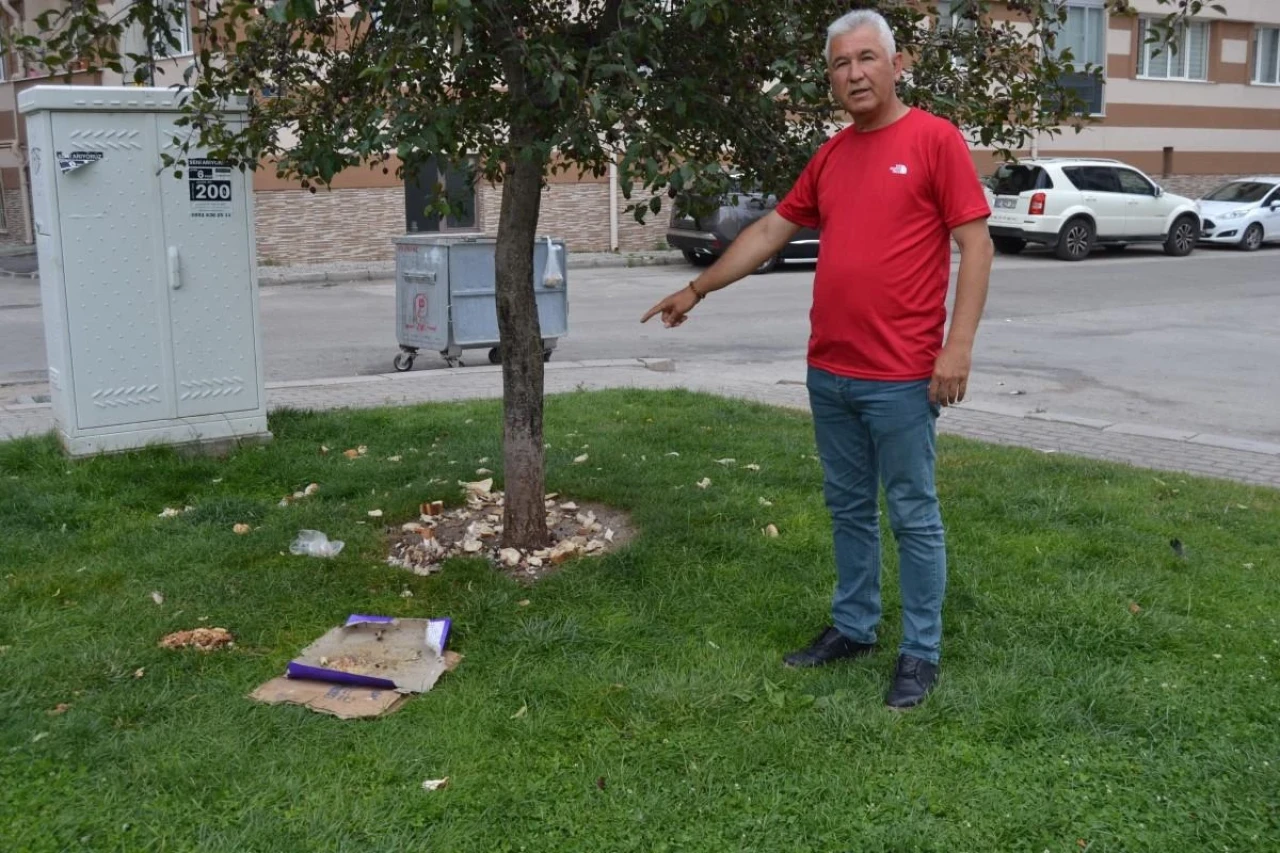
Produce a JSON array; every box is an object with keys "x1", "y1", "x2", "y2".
[
  {"x1": 969, "y1": 0, "x2": 1280, "y2": 199},
  {"x1": 2, "y1": 0, "x2": 1278, "y2": 263}
]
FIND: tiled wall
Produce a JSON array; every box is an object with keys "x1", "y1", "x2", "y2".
[
  {"x1": 478, "y1": 180, "x2": 667, "y2": 254},
  {"x1": 616, "y1": 185, "x2": 673, "y2": 254},
  {"x1": 1157, "y1": 173, "x2": 1253, "y2": 198},
  {"x1": 1, "y1": 189, "x2": 30, "y2": 245},
  {"x1": 258, "y1": 179, "x2": 669, "y2": 265},
  {"x1": 253, "y1": 187, "x2": 404, "y2": 266}
]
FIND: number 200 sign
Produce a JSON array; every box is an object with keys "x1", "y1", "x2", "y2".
[{"x1": 191, "y1": 180, "x2": 232, "y2": 201}]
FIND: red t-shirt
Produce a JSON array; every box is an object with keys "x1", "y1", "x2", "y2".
[{"x1": 775, "y1": 108, "x2": 990, "y2": 381}]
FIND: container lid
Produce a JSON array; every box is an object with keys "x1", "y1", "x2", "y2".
[
  {"x1": 393, "y1": 233, "x2": 491, "y2": 247},
  {"x1": 392, "y1": 234, "x2": 565, "y2": 247},
  {"x1": 18, "y1": 85, "x2": 249, "y2": 115}
]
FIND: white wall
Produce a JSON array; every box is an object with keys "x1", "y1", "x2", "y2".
[
  {"x1": 1031, "y1": 125, "x2": 1280, "y2": 152},
  {"x1": 1106, "y1": 77, "x2": 1280, "y2": 108},
  {"x1": 1125, "y1": 0, "x2": 1280, "y2": 26}
]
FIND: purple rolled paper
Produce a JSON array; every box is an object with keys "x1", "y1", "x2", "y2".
[
  {"x1": 344, "y1": 614, "x2": 397, "y2": 626},
  {"x1": 285, "y1": 661, "x2": 397, "y2": 690}
]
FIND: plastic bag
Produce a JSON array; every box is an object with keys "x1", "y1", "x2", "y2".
[
  {"x1": 290, "y1": 529, "x2": 345, "y2": 558},
  {"x1": 541, "y1": 236, "x2": 564, "y2": 288}
]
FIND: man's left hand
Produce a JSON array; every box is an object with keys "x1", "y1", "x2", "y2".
[{"x1": 929, "y1": 344, "x2": 971, "y2": 407}]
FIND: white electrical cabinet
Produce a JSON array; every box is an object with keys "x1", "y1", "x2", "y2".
[{"x1": 19, "y1": 86, "x2": 270, "y2": 456}]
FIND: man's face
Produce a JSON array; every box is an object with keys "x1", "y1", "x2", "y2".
[{"x1": 827, "y1": 26, "x2": 903, "y2": 119}]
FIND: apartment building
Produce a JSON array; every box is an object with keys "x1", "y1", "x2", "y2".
[
  {"x1": 2, "y1": 0, "x2": 1278, "y2": 262},
  {"x1": 964, "y1": 0, "x2": 1280, "y2": 198}
]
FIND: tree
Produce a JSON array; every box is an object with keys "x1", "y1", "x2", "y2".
[{"x1": 13, "y1": 0, "x2": 1225, "y2": 549}]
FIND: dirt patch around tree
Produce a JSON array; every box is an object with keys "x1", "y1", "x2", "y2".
[{"x1": 385, "y1": 478, "x2": 636, "y2": 583}]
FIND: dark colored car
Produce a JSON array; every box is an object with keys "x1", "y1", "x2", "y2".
[{"x1": 665, "y1": 186, "x2": 820, "y2": 274}]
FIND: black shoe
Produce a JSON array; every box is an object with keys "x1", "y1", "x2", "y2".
[
  {"x1": 885, "y1": 654, "x2": 939, "y2": 709},
  {"x1": 783, "y1": 626, "x2": 876, "y2": 668}
]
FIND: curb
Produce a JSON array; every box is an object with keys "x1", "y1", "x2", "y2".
[
  {"x1": 6, "y1": 361, "x2": 1280, "y2": 488},
  {"x1": 15, "y1": 359, "x2": 1277, "y2": 459},
  {"x1": 269, "y1": 366, "x2": 1280, "y2": 458},
  {"x1": 955, "y1": 400, "x2": 1280, "y2": 457}
]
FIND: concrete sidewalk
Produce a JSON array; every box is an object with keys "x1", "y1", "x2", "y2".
[{"x1": 3, "y1": 358, "x2": 1279, "y2": 488}]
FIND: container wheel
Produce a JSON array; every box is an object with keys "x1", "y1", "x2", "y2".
[
  {"x1": 488, "y1": 347, "x2": 502, "y2": 365},
  {"x1": 392, "y1": 352, "x2": 415, "y2": 372}
]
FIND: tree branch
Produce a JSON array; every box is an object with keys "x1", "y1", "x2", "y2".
[{"x1": 592, "y1": 0, "x2": 627, "y2": 42}]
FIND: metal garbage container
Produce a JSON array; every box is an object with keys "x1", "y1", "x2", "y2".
[{"x1": 392, "y1": 235, "x2": 568, "y2": 370}]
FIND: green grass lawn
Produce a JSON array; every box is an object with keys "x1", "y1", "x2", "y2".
[{"x1": 1, "y1": 389, "x2": 1277, "y2": 852}]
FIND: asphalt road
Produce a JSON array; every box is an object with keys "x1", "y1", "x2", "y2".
[{"x1": 2, "y1": 244, "x2": 1277, "y2": 442}]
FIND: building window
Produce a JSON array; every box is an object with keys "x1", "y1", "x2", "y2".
[
  {"x1": 405, "y1": 157, "x2": 478, "y2": 234},
  {"x1": 936, "y1": 1, "x2": 976, "y2": 32},
  {"x1": 153, "y1": 0, "x2": 193, "y2": 58},
  {"x1": 1256, "y1": 27, "x2": 1280, "y2": 85},
  {"x1": 935, "y1": 1, "x2": 977, "y2": 72},
  {"x1": 1138, "y1": 18, "x2": 1209, "y2": 81},
  {"x1": 1051, "y1": 1, "x2": 1106, "y2": 115}
]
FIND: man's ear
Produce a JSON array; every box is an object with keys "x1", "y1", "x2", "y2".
[{"x1": 892, "y1": 52, "x2": 904, "y2": 81}]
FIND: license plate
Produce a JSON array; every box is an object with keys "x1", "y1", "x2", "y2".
[{"x1": 995, "y1": 197, "x2": 1018, "y2": 209}]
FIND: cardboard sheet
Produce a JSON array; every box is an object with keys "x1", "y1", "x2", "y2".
[{"x1": 249, "y1": 615, "x2": 460, "y2": 718}]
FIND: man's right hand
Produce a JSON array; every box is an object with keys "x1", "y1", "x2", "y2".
[{"x1": 641, "y1": 284, "x2": 701, "y2": 327}]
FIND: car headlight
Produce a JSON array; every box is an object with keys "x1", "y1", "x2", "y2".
[{"x1": 1222, "y1": 208, "x2": 1251, "y2": 219}]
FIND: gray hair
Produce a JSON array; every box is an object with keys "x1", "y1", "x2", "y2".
[{"x1": 825, "y1": 9, "x2": 897, "y2": 64}]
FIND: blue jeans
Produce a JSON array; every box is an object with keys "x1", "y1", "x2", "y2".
[{"x1": 806, "y1": 366, "x2": 946, "y2": 664}]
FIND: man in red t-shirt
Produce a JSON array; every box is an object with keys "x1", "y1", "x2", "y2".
[{"x1": 642, "y1": 9, "x2": 993, "y2": 709}]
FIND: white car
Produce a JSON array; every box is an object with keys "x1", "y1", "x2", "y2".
[
  {"x1": 1197, "y1": 176, "x2": 1280, "y2": 251},
  {"x1": 986, "y1": 158, "x2": 1202, "y2": 261}
]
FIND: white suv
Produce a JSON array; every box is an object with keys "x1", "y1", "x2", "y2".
[{"x1": 985, "y1": 158, "x2": 1202, "y2": 261}]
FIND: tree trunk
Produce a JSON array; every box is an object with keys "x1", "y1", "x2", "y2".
[{"x1": 494, "y1": 144, "x2": 551, "y2": 551}]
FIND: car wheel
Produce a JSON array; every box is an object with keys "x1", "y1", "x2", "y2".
[
  {"x1": 992, "y1": 236, "x2": 1026, "y2": 255},
  {"x1": 1054, "y1": 217, "x2": 1094, "y2": 261},
  {"x1": 1163, "y1": 215, "x2": 1198, "y2": 257},
  {"x1": 752, "y1": 253, "x2": 779, "y2": 275},
  {"x1": 682, "y1": 250, "x2": 714, "y2": 267},
  {"x1": 1241, "y1": 223, "x2": 1264, "y2": 252}
]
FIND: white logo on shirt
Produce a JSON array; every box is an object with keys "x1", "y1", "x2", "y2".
[{"x1": 889, "y1": 164, "x2": 909, "y2": 176}]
